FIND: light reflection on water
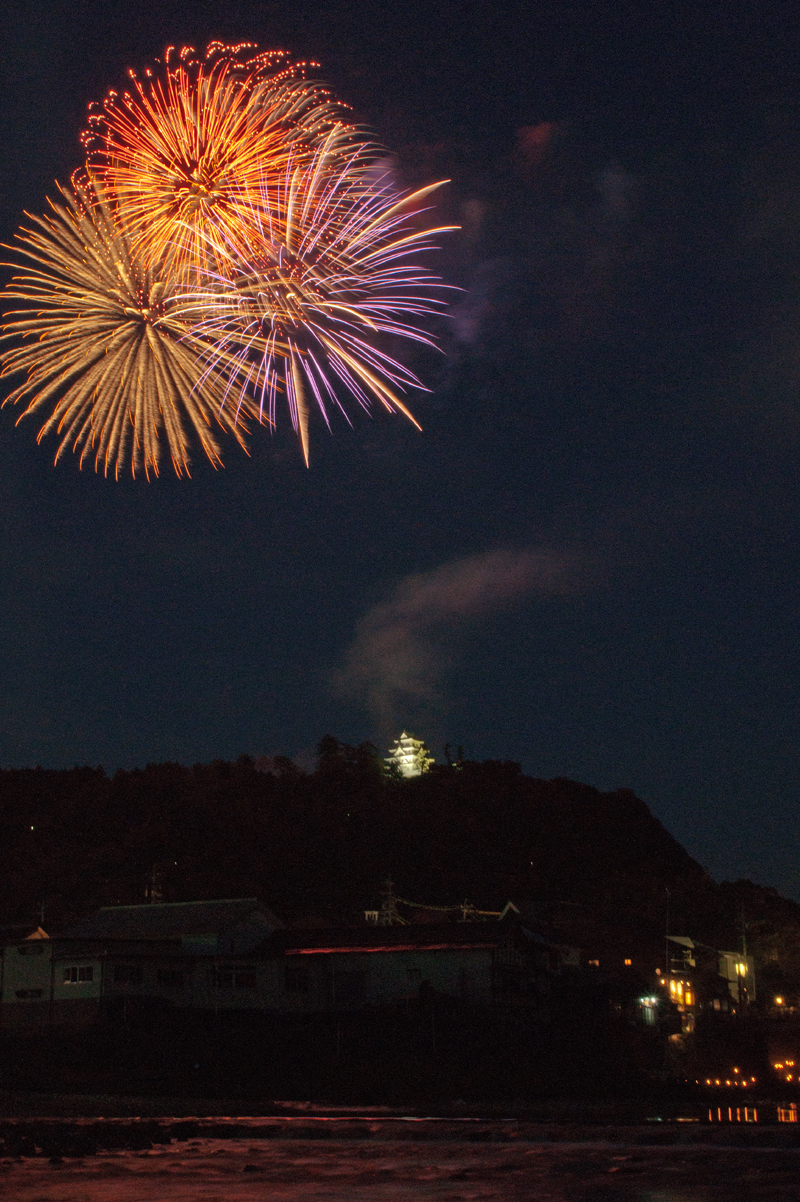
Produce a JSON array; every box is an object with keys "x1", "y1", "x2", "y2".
[
  {"x1": 702, "y1": 1103, "x2": 800, "y2": 1123},
  {"x1": 707, "y1": 1105, "x2": 759, "y2": 1123}
]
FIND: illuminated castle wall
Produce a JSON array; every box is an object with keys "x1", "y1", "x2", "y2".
[{"x1": 385, "y1": 732, "x2": 434, "y2": 778}]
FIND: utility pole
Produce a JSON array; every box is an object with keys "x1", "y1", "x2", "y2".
[{"x1": 665, "y1": 888, "x2": 671, "y2": 977}]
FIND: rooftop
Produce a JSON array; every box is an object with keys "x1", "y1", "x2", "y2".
[
  {"x1": 268, "y1": 922, "x2": 524, "y2": 956},
  {"x1": 57, "y1": 899, "x2": 281, "y2": 942}
]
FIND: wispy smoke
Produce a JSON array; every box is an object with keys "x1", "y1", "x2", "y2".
[{"x1": 334, "y1": 547, "x2": 587, "y2": 740}]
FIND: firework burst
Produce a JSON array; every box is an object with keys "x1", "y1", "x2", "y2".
[
  {"x1": 81, "y1": 42, "x2": 360, "y2": 275},
  {"x1": 0, "y1": 181, "x2": 251, "y2": 478},
  {"x1": 180, "y1": 133, "x2": 456, "y2": 465},
  {"x1": 0, "y1": 42, "x2": 455, "y2": 478}
]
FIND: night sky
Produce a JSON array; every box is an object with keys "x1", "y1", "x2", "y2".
[{"x1": 2, "y1": 1, "x2": 800, "y2": 898}]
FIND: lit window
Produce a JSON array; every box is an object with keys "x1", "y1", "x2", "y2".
[
  {"x1": 588, "y1": 959, "x2": 599, "y2": 967},
  {"x1": 62, "y1": 966, "x2": 93, "y2": 983},
  {"x1": 624, "y1": 958, "x2": 632, "y2": 966}
]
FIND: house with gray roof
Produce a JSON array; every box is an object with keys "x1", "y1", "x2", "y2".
[{"x1": 0, "y1": 899, "x2": 283, "y2": 1027}]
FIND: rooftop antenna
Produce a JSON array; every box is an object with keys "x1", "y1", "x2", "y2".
[
  {"x1": 377, "y1": 879, "x2": 406, "y2": 925},
  {"x1": 146, "y1": 861, "x2": 176, "y2": 904}
]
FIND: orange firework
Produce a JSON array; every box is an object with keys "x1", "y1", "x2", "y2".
[{"x1": 80, "y1": 42, "x2": 360, "y2": 275}]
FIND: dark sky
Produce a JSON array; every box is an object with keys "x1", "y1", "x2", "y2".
[{"x1": 2, "y1": 0, "x2": 800, "y2": 897}]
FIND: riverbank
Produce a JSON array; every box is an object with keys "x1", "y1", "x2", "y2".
[
  {"x1": 2, "y1": 1133, "x2": 800, "y2": 1201},
  {"x1": 3, "y1": 1105, "x2": 800, "y2": 1147}
]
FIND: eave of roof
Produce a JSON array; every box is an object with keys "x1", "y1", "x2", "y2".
[
  {"x1": 286, "y1": 942, "x2": 497, "y2": 955},
  {"x1": 268, "y1": 923, "x2": 515, "y2": 956}
]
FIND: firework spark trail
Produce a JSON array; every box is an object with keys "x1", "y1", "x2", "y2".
[
  {"x1": 178, "y1": 137, "x2": 457, "y2": 464},
  {"x1": 80, "y1": 42, "x2": 362, "y2": 277},
  {"x1": 0, "y1": 42, "x2": 455, "y2": 477},
  {"x1": 0, "y1": 181, "x2": 253, "y2": 478}
]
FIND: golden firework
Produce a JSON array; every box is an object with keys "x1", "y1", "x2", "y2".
[
  {"x1": 0, "y1": 180, "x2": 251, "y2": 478},
  {"x1": 80, "y1": 42, "x2": 360, "y2": 275}
]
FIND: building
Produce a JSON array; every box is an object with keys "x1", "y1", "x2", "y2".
[
  {"x1": 0, "y1": 899, "x2": 282, "y2": 1027},
  {"x1": 662, "y1": 935, "x2": 755, "y2": 1022},
  {"x1": 385, "y1": 732, "x2": 434, "y2": 778},
  {"x1": 1, "y1": 899, "x2": 574, "y2": 1026},
  {"x1": 264, "y1": 918, "x2": 570, "y2": 1013}
]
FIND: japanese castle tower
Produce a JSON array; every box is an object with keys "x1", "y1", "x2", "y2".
[{"x1": 385, "y1": 732, "x2": 434, "y2": 778}]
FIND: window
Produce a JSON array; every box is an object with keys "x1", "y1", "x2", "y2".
[
  {"x1": 157, "y1": 969, "x2": 184, "y2": 989},
  {"x1": 333, "y1": 970, "x2": 366, "y2": 1007},
  {"x1": 114, "y1": 964, "x2": 143, "y2": 985},
  {"x1": 211, "y1": 966, "x2": 257, "y2": 989},
  {"x1": 16, "y1": 989, "x2": 43, "y2": 999},
  {"x1": 63, "y1": 966, "x2": 93, "y2": 983},
  {"x1": 285, "y1": 963, "x2": 311, "y2": 993}
]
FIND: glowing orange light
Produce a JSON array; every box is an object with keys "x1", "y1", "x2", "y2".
[{"x1": 80, "y1": 43, "x2": 359, "y2": 275}]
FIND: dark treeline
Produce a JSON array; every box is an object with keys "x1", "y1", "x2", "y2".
[{"x1": 2, "y1": 738, "x2": 799, "y2": 992}]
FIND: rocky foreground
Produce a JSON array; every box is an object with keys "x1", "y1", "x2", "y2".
[
  {"x1": 1, "y1": 1135, "x2": 800, "y2": 1200},
  {"x1": 2, "y1": 1118, "x2": 800, "y2": 1200}
]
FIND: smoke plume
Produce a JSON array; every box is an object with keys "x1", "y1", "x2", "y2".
[{"x1": 334, "y1": 547, "x2": 586, "y2": 740}]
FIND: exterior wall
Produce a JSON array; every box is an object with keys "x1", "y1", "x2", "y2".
[
  {"x1": 2, "y1": 943, "x2": 104, "y2": 1028},
  {"x1": 3, "y1": 937, "x2": 539, "y2": 1022},
  {"x1": 1, "y1": 942, "x2": 53, "y2": 1026},
  {"x1": 718, "y1": 953, "x2": 756, "y2": 1003},
  {"x1": 53, "y1": 958, "x2": 103, "y2": 1002},
  {"x1": 183, "y1": 959, "x2": 283, "y2": 1011},
  {"x1": 1, "y1": 941, "x2": 53, "y2": 1003},
  {"x1": 275, "y1": 948, "x2": 495, "y2": 1012},
  {"x1": 3, "y1": 944, "x2": 288, "y2": 1019}
]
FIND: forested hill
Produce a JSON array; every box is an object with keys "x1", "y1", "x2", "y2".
[{"x1": 0, "y1": 742, "x2": 797, "y2": 981}]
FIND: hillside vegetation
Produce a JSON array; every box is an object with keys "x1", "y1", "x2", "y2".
[{"x1": 1, "y1": 739, "x2": 797, "y2": 991}]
